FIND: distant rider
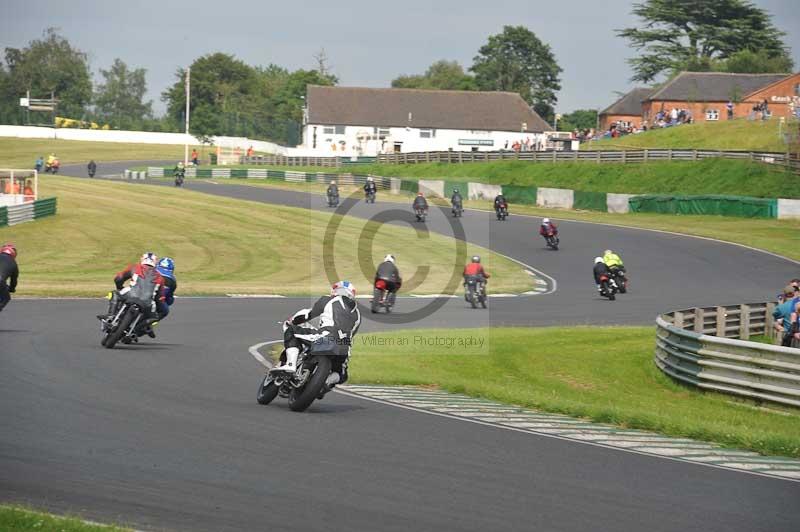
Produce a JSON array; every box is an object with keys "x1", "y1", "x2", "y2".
[
  {"x1": 363, "y1": 176, "x2": 377, "y2": 198},
  {"x1": 451, "y1": 188, "x2": 463, "y2": 212},
  {"x1": 494, "y1": 193, "x2": 507, "y2": 211},
  {"x1": 413, "y1": 192, "x2": 428, "y2": 213},
  {"x1": 539, "y1": 218, "x2": 558, "y2": 238},
  {"x1": 327, "y1": 180, "x2": 339, "y2": 204},
  {"x1": 100, "y1": 252, "x2": 165, "y2": 337},
  {"x1": 603, "y1": 249, "x2": 623, "y2": 271},
  {"x1": 174, "y1": 161, "x2": 185, "y2": 179},
  {"x1": 374, "y1": 254, "x2": 402, "y2": 307},
  {"x1": 463, "y1": 255, "x2": 490, "y2": 298},
  {"x1": 88, "y1": 160, "x2": 97, "y2": 178},
  {"x1": 0, "y1": 244, "x2": 19, "y2": 313},
  {"x1": 272, "y1": 280, "x2": 362, "y2": 394},
  {"x1": 593, "y1": 257, "x2": 611, "y2": 293},
  {"x1": 155, "y1": 257, "x2": 177, "y2": 326}
]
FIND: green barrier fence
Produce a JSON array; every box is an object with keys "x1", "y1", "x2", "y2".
[
  {"x1": 230, "y1": 169, "x2": 248, "y2": 178},
  {"x1": 443, "y1": 181, "x2": 464, "y2": 199},
  {"x1": 33, "y1": 197, "x2": 57, "y2": 218},
  {"x1": 502, "y1": 185, "x2": 538, "y2": 205},
  {"x1": 267, "y1": 170, "x2": 286, "y2": 179},
  {"x1": 629, "y1": 194, "x2": 778, "y2": 218},
  {"x1": 0, "y1": 206, "x2": 7, "y2": 227},
  {"x1": 573, "y1": 190, "x2": 608, "y2": 212},
  {"x1": 400, "y1": 179, "x2": 418, "y2": 193}
]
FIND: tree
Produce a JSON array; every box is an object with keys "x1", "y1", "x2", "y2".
[
  {"x1": 618, "y1": 0, "x2": 792, "y2": 82},
  {"x1": 1, "y1": 28, "x2": 92, "y2": 122},
  {"x1": 559, "y1": 109, "x2": 598, "y2": 132},
  {"x1": 392, "y1": 60, "x2": 476, "y2": 90},
  {"x1": 470, "y1": 26, "x2": 562, "y2": 122},
  {"x1": 94, "y1": 58, "x2": 153, "y2": 129},
  {"x1": 720, "y1": 49, "x2": 793, "y2": 74}
]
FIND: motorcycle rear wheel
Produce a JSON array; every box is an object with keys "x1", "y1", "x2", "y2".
[
  {"x1": 103, "y1": 308, "x2": 135, "y2": 349},
  {"x1": 288, "y1": 356, "x2": 332, "y2": 412}
]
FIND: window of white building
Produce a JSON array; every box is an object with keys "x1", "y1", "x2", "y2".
[
  {"x1": 419, "y1": 129, "x2": 435, "y2": 138},
  {"x1": 323, "y1": 126, "x2": 335, "y2": 135},
  {"x1": 705, "y1": 109, "x2": 719, "y2": 121},
  {"x1": 335, "y1": 125, "x2": 345, "y2": 135},
  {"x1": 374, "y1": 127, "x2": 390, "y2": 139}
]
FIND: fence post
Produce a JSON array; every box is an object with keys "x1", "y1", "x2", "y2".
[
  {"x1": 716, "y1": 306, "x2": 726, "y2": 337},
  {"x1": 739, "y1": 304, "x2": 750, "y2": 340},
  {"x1": 552, "y1": 150, "x2": 556, "y2": 162},
  {"x1": 596, "y1": 150, "x2": 601, "y2": 164},
  {"x1": 692, "y1": 150, "x2": 697, "y2": 161},
  {"x1": 573, "y1": 150, "x2": 578, "y2": 161},
  {"x1": 644, "y1": 149, "x2": 649, "y2": 163},
  {"x1": 673, "y1": 311, "x2": 684, "y2": 328},
  {"x1": 694, "y1": 308, "x2": 705, "y2": 333},
  {"x1": 622, "y1": 150, "x2": 627, "y2": 164},
  {"x1": 668, "y1": 149, "x2": 673, "y2": 161},
  {"x1": 426, "y1": 151, "x2": 430, "y2": 163},
  {"x1": 765, "y1": 302, "x2": 775, "y2": 334}
]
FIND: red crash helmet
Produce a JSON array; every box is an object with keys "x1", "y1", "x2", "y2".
[{"x1": 1, "y1": 243, "x2": 17, "y2": 259}]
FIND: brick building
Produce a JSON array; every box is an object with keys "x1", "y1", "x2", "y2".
[
  {"x1": 598, "y1": 87, "x2": 653, "y2": 131},
  {"x1": 642, "y1": 71, "x2": 800, "y2": 124}
]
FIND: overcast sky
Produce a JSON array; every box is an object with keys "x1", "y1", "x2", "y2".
[{"x1": 1, "y1": 0, "x2": 798, "y2": 117}]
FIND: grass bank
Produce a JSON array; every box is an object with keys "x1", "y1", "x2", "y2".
[
  {"x1": 0, "y1": 137, "x2": 203, "y2": 168},
  {"x1": 0, "y1": 505, "x2": 129, "y2": 531},
  {"x1": 201, "y1": 158, "x2": 797, "y2": 198},
  {"x1": 349, "y1": 327, "x2": 800, "y2": 458},
  {"x1": 0, "y1": 176, "x2": 530, "y2": 296},
  {"x1": 584, "y1": 118, "x2": 795, "y2": 152}
]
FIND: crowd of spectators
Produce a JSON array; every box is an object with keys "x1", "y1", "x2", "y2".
[{"x1": 774, "y1": 279, "x2": 800, "y2": 347}]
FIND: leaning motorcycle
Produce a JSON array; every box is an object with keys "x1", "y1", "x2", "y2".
[
  {"x1": 543, "y1": 231, "x2": 559, "y2": 250},
  {"x1": 598, "y1": 274, "x2": 618, "y2": 301},
  {"x1": 415, "y1": 207, "x2": 427, "y2": 222},
  {"x1": 610, "y1": 266, "x2": 628, "y2": 294},
  {"x1": 99, "y1": 284, "x2": 159, "y2": 349},
  {"x1": 495, "y1": 202, "x2": 508, "y2": 221},
  {"x1": 257, "y1": 328, "x2": 347, "y2": 412},
  {"x1": 371, "y1": 279, "x2": 395, "y2": 313},
  {"x1": 465, "y1": 276, "x2": 487, "y2": 309}
]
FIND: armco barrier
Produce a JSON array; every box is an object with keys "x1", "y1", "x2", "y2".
[
  {"x1": 32, "y1": 197, "x2": 57, "y2": 218},
  {"x1": 0, "y1": 206, "x2": 7, "y2": 227},
  {"x1": 6, "y1": 203, "x2": 34, "y2": 225},
  {"x1": 655, "y1": 303, "x2": 800, "y2": 408}
]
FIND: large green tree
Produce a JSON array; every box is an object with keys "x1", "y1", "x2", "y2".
[
  {"x1": 559, "y1": 109, "x2": 598, "y2": 132},
  {"x1": 392, "y1": 60, "x2": 476, "y2": 90},
  {"x1": 470, "y1": 26, "x2": 562, "y2": 121},
  {"x1": 618, "y1": 0, "x2": 792, "y2": 82},
  {"x1": 1, "y1": 28, "x2": 92, "y2": 122},
  {"x1": 94, "y1": 58, "x2": 152, "y2": 129}
]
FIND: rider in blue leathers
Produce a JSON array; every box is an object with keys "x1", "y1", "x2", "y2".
[{"x1": 151, "y1": 257, "x2": 177, "y2": 335}]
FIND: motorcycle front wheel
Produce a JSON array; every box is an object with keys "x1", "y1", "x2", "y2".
[
  {"x1": 288, "y1": 356, "x2": 332, "y2": 412},
  {"x1": 103, "y1": 307, "x2": 135, "y2": 349},
  {"x1": 256, "y1": 373, "x2": 279, "y2": 405}
]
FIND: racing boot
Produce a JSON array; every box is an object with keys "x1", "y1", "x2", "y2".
[
  {"x1": 272, "y1": 346, "x2": 299, "y2": 373},
  {"x1": 317, "y1": 372, "x2": 341, "y2": 399}
]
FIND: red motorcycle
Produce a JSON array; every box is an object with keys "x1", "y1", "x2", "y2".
[
  {"x1": 371, "y1": 279, "x2": 397, "y2": 313},
  {"x1": 543, "y1": 229, "x2": 559, "y2": 250}
]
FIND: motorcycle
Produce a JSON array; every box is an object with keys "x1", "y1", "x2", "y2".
[
  {"x1": 257, "y1": 330, "x2": 347, "y2": 412},
  {"x1": 495, "y1": 202, "x2": 508, "y2": 221},
  {"x1": 610, "y1": 266, "x2": 628, "y2": 294},
  {"x1": 371, "y1": 279, "x2": 395, "y2": 313},
  {"x1": 452, "y1": 200, "x2": 463, "y2": 217},
  {"x1": 45, "y1": 160, "x2": 60, "y2": 174},
  {"x1": 88, "y1": 168, "x2": 96, "y2": 178},
  {"x1": 99, "y1": 286, "x2": 159, "y2": 349},
  {"x1": 174, "y1": 171, "x2": 185, "y2": 187},
  {"x1": 327, "y1": 193, "x2": 340, "y2": 208},
  {"x1": 543, "y1": 231, "x2": 559, "y2": 250},
  {"x1": 464, "y1": 276, "x2": 487, "y2": 309},
  {"x1": 414, "y1": 207, "x2": 427, "y2": 222},
  {"x1": 365, "y1": 189, "x2": 376, "y2": 203},
  {"x1": 598, "y1": 274, "x2": 618, "y2": 301}
]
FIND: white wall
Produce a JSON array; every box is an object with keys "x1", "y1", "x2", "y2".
[
  {"x1": 0, "y1": 125, "x2": 288, "y2": 154},
  {"x1": 300, "y1": 123, "x2": 548, "y2": 156}
]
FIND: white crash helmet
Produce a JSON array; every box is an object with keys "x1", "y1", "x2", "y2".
[
  {"x1": 542, "y1": 218, "x2": 550, "y2": 225},
  {"x1": 383, "y1": 254, "x2": 395, "y2": 264},
  {"x1": 140, "y1": 252, "x2": 158, "y2": 267},
  {"x1": 594, "y1": 257, "x2": 604, "y2": 264},
  {"x1": 331, "y1": 280, "x2": 356, "y2": 300},
  {"x1": 367, "y1": 176, "x2": 374, "y2": 182},
  {"x1": 330, "y1": 180, "x2": 336, "y2": 185}
]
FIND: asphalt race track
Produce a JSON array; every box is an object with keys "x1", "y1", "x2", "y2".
[{"x1": 1, "y1": 166, "x2": 798, "y2": 531}]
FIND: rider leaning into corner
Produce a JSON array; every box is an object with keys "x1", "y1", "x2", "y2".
[
  {"x1": 375, "y1": 254, "x2": 402, "y2": 306},
  {"x1": 0, "y1": 243, "x2": 19, "y2": 313},
  {"x1": 593, "y1": 256, "x2": 611, "y2": 293},
  {"x1": 603, "y1": 249, "x2": 624, "y2": 270},
  {"x1": 155, "y1": 257, "x2": 178, "y2": 324},
  {"x1": 100, "y1": 252, "x2": 165, "y2": 337},
  {"x1": 539, "y1": 217, "x2": 558, "y2": 237},
  {"x1": 463, "y1": 255, "x2": 490, "y2": 296},
  {"x1": 272, "y1": 280, "x2": 361, "y2": 393}
]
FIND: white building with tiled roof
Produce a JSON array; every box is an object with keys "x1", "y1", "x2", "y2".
[{"x1": 300, "y1": 85, "x2": 555, "y2": 156}]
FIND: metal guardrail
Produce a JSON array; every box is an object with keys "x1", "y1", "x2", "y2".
[
  {"x1": 6, "y1": 203, "x2": 34, "y2": 225},
  {"x1": 239, "y1": 149, "x2": 797, "y2": 173},
  {"x1": 655, "y1": 303, "x2": 800, "y2": 407}
]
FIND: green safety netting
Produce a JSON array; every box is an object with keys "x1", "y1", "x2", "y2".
[
  {"x1": 230, "y1": 169, "x2": 248, "y2": 178},
  {"x1": 628, "y1": 195, "x2": 778, "y2": 218},
  {"x1": 33, "y1": 197, "x2": 57, "y2": 218},
  {"x1": 502, "y1": 185, "x2": 538, "y2": 205},
  {"x1": 573, "y1": 190, "x2": 608, "y2": 212},
  {"x1": 443, "y1": 181, "x2": 465, "y2": 198},
  {"x1": 195, "y1": 168, "x2": 213, "y2": 178},
  {"x1": 400, "y1": 180, "x2": 418, "y2": 193},
  {"x1": 267, "y1": 170, "x2": 286, "y2": 179}
]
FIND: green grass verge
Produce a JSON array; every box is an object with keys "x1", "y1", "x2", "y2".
[
  {"x1": 349, "y1": 327, "x2": 800, "y2": 458},
  {"x1": 0, "y1": 505, "x2": 130, "y2": 531},
  {"x1": 584, "y1": 118, "x2": 796, "y2": 152},
  {"x1": 0, "y1": 137, "x2": 205, "y2": 168},
  {"x1": 0, "y1": 175, "x2": 531, "y2": 296},
  {"x1": 179, "y1": 158, "x2": 798, "y2": 198}
]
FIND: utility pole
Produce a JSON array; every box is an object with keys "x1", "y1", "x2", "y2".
[{"x1": 184, "y1": 66, "x2": 191, "y2": 165}]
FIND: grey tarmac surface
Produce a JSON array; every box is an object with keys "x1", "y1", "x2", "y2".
[{"x1": 1, "y1": 167, "x2": 798, "y2": 531}]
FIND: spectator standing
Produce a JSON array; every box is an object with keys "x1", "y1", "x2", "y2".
[
  {"x1": 726, "y1": 101, "x2": 734, "y2": 120},
  {"x1": 34, "y1": 156, "x2": 43, "y2": 172},
  {"x1": 246, "y1": 146, "x2": 254, "y2": 157},
  {"x1": 773, "y1": 285, "x2": 799, "y2": 346},
  {"x1": 191, "y1": 149, "x2": 199, "y2": 166}
]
